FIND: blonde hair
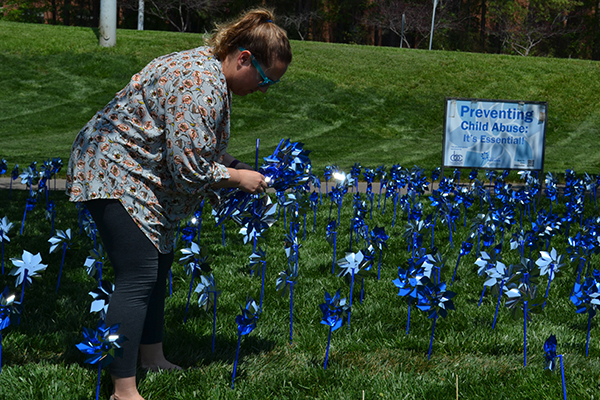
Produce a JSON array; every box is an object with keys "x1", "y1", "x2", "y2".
[{"x1": 208, "y1": 8, "x2": 292, "y2": 67}]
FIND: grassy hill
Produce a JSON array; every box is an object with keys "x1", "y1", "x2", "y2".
[{"x1": 1, "y1": 21, "x2": 600, "y2": 175}]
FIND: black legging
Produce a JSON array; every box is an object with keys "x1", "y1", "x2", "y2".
[{"x1": 86, "y1": 199, "x2": 174, "y2": 378}]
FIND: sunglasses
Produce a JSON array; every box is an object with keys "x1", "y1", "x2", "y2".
[{"x1": 239, "y1": 47, "x2": 279, "y2": 87}]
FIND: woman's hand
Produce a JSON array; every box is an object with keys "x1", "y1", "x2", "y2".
[{"x1": 235, "y1": 169, "x2": 267, "y2": 194}]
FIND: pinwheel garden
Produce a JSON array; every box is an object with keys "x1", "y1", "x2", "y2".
[{"x1": 0, "y1": 144, "x2": 599, "y2": 399}]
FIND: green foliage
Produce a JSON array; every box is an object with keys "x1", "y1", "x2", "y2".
[{"x1": 1, "y1": 21, "x2": 600, "y2": 177}]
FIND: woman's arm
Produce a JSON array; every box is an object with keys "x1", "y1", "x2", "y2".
[
  {"x1": 222, "y1": 152, "x2": 253, "y2": 170},
  {"x1": 211, "y1": 168, "x2": 267, "y2": 194}
]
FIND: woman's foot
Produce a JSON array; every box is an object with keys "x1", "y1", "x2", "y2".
[
  {"x1": 139, "y1": 342, "x2": 182, "y2": 372},
  {"x1": 112, "y1": 376, "x2": 145, "y2": 400}
]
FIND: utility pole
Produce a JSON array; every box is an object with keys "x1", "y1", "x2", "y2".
[
  {"x1": 429, "y1": 0, "x2": 439, "y2": 51},
  {"x1": 99, "y1": 0, "x2": 117, "y2": 47},
  {"x1": 138, "y1": 0, "x2": 144, "y2": 31}
]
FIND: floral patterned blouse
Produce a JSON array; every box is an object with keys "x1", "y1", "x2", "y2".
[{"x1": 66, "y1": 47, "x2": 231, "y2": 253}]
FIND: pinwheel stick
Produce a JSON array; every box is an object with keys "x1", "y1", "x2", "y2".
[
  {"x1": 448, "y1": 219, "x2": 454, "y2": 249},
  {"x1": 492, "y1": 280, "x2": 504, "y2": 329},
  {"x1": 331, "y1": 232, "x2": 337, "y2": 275},
  {"x1": 586, "y1": 313, "x2": 592, "y2": 357},
  {"x1": 0, "y1": 331, "x2": 3, "y2": 373},
  {"x1": 478, "y1": 286, "x2": 486, "y2": 307},
  {"x1": 1, "y1": 241, "x2": 4, "y2": 274},
  {"x1": 210, "y1": 292, "x2": 218, "y2": 353},
  {"x1": 17, "y1": 269, "x2": 27, "y2": 325},
  {"x1": 260, "y1": 261, "x2": 266, "y2": 309},
  {"x1": 406, "y1": 300, "x2": 411, "y2": 335},
  {"x1": 347, "y1": 271, "x2": 355, "y2": 329},
  {"x1": 184, "y1": 269, "x2": 196, "y2": 323},
  {"x1": 324, "y1": 326, "x2": 333, "y2": 370},
  {"x1": 377, "y1": 250, "x2": 382, "y2": 280},
  {"x1": 289, "y1": 282, "x2": 294, "y2": 343},
  {"x1": 451, "y1": 252, "x2": 463, "y2": 284},
  {"x1": 559, "y1": 355, "x2": 567, "y2": 400},
  {"x1": 95, "y1": 362, "x2": 102, "y2": 400},
  {"x1": 55, "y1": 242, "x2": 68, "y2": 292},
  {"x1": 427, "y1": 316, "x2": 437, "y2": 360},
  {"x1": 231, "y1": 333, "x2": 242, "y2": 389},
  {"x1": 392, "y1": 193, "x2": 398, "y2": 227},
  {"x1": 524, "y1": 301, "x2": 528, "y2": 367}
]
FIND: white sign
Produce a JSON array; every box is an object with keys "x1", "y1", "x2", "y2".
[{"x1": 442, "y1": 98, "x2": 547, "y2": 170}]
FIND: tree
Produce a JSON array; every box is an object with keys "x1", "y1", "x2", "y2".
[
  {"x1": 363, "y1": 0, "x2": 461, "y2": 48},
  {"x1": 121, "y1": 0, "x2": 226, "y2": 32},
  {"x1": 487, "y1": 0, "x2": 582, "y2": 56}
]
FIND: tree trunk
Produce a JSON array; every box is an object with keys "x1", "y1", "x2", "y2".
[{"x1": 480, "y1": 0, "x2": 487, "y2": 51}]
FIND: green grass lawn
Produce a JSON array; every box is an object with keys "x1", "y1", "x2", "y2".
[
  {"x1": 1, "y1": 21, "x2": 600, "y2": 175},
  {"x1": 1, "y1": 21, "x2": 600, "y2": 400},
  {"x1": 0, "y1": 182, "x2": 599, "y2": 399}
]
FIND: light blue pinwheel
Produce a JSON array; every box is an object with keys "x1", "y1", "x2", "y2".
[
  {"x1": 76, "y1": 320, "x2": 126, "y2": 400},
  {"x1": 88, "y1": 281, "x2": 114, "y2": 319},
  {"x1": 48, "y1": 228, "x2": 73, "y2": 291},
  {"x1": 536, "y1": 248, "x2": 565, "y2": 304},
  {"x1": 10, "y1": 250, "x2": 47, "y2": 324},
  {"x1": 337, "y1": 250, "x2": 369, "y2": 328},
  {"x1": 194, "y1": 273, "x2": 220, "y2": 352},
  {"x1": 249, "y1": 246, "x2": 267, "y2": 307},
  {"x1": 0, "y1": 286, "x2": 21, "y2": 373},
  {"x1": 319, "y1": 289, "x2": 350, "y2": 369},
  {"x1": 276, "y1": 260, "x2": 298, "y2": 343},
  {"x1": 232, "y1": 297, "x2": 260, "y2": 388},
  {"x1": 483, "y1": 260, "x2": 514, "y2": 329},
  {"x1": 83, "y1": 245, "x2": 109, "y2": 284},
  {"x1": 504, "y1": 281, "x2": 544, "y2": 366},
  {"x1": 180, "y1": 242, "x2": 211, "y2": 323},
  {"x1": 570, "y1": 272, "x2": 600, "y2": 357},
  {"x1": 0, "y1": 216, "x2": 14, "y2": 274}
]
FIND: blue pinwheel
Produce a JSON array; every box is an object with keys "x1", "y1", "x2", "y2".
[
  {"x1": 504, "y1": 281, "x2": 544, "y2": 366},
  {"x1": 194, "y1": 273, "x2": 220, "y2": 352},
  {"x1": 88, "y1": 281, "x2": 114, "y2": 319},
  {"x1": 363, "y1": 167, "x2": 375, "y2": 218},
  {"x1": 403, "y1": 219, "x2": 425, "y2": 259},
  {"x1": 48, "y1": 228, "x2": 73, "y2": 291},
  {"x1": 452, "y1": 236, "x2": 474, "y2": 284},
  {"x1": 370, "y1": 226, "x2": 388, "y2": 280},
  {"x1": 179, "y1": 242, "x2": 211, "y2": 323},
  {"x1": 0, "y1": 159, "x2": 6, "y2": 177},
  {"x1": 543, "y1": 334, "x2": 567, "y2": 400},
  {"x1": 319, "y1": 289, "x2": 350, "y2": 369},
  {"x1": 393, "y1": 259, "x2": 427, "y2": 335},
  {"x1": 0, "y1": 216, "x2": 14, "y2": 274},
  {"x1": 570, "y1": 272, "x2": 600, "y2": 357},
  {"x1": 326, "y1": 219, "x2": 338, "y2": 274},
  {"x1": 414, "y1": 278, "x2": 456, "y2": 360},
  {"x1": 76, "y1": 320, "x2": 126, "y2": 400},
  {"x1": 0, "y1": 286, "x2": 20, "y2": 373},
  {"x1": 232, "y1": 297, "x2": 260, "y2": 388}
]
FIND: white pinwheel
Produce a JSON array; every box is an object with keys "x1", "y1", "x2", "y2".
[{"x1": 10, "y1": 250, "x2": 48, "y2": 287}]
